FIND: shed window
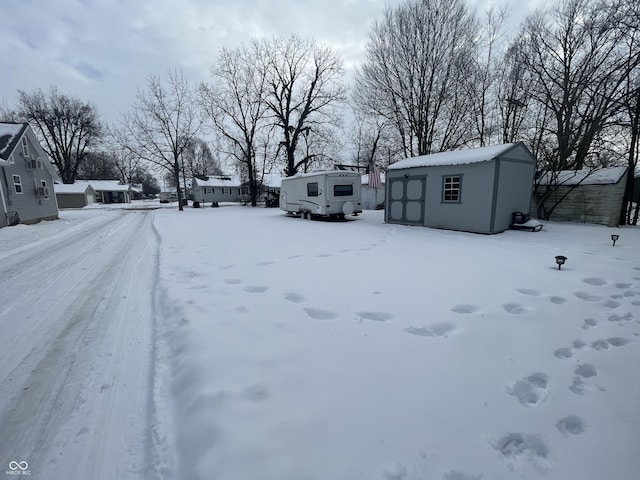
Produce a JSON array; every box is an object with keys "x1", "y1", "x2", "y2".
[
  {"x1": 334, "y1": 184, "x2": 353, "y2": 196},
  {"x1": 222, "y1": 188, "x2": 230, "y2": 194},
  {"x1": 442, "y1": 175, "x2": 461, "y2": 202},
  {"x1": 307, "y1": 182, "x2": 319, "y2": 197},
  {"x1": 13, "y1": 175, "x2": 23, "y2": 194},
  {"x1": 22, "y1": 137, "x2": 30, "y2": 157},
  {"x1": 205, "y1": 187, "x2": 213, "y2": 194}
]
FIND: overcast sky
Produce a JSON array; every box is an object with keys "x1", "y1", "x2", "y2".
[{"x1": 1, "y1": 0, "x2": 545, "y2": 125}]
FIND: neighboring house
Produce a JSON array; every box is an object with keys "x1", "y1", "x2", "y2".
[
  {"x1": 532, "y1": 166, "x2": 628, "y2": 227},
  {"x1": 385, "y1": 142, "x2": 536, "y2": 234},
  {"x1": 54, "y1": 182, "x2": 97, "y2": 208},
  {"x1": 75, "y1": 180, "x2": 132, "y2": 203},
  {"x1": 0, "y1": 122, "x2": 59, "y2": 227},
  {"x1": 191, "y1": 175, "x2": 241, "y2": 204},
  {"x1": 361, "y1": 172, "x2": 386, "y2": 210}
]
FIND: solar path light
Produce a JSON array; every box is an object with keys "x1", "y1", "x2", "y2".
[
  {"x1": 555, "y1": 255, "x2": 567, "y2": 270},
  {"x1": 611, "y1": 234, "x2": 619, "y2": 246}
]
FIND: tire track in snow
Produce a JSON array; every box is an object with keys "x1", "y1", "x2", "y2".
[{"x1": 0, "y1": 210, "x2": 158, "y2": 480}]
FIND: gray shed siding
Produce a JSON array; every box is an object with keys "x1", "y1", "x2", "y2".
[
  {"x1": 531, "y1": 178, "x2": 626, "y2": 226},
  {"x1": 493, "y1": 159, "x2": 535, "y2": 232},
  {"x1": 57, "y1": 193, "x2": 88, "y2": 208},
  {"x1": 1, "y1": 129, "x2": 58, "y2": 227},
  {"x1": 424, "y1": 161, "x2": 496, "y2": 233}
]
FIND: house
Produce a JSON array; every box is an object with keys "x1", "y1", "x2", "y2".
[
  {"x1": 0, "y1": 122, "x2": 59, "y2": 227},
  {"x1": 361, "y1": 171, "x2": 385, "y2": 210},
  {"x1": 191, "y1": 175, "x2": 241, "y2": 204},
  {"x1": 385, "y1": 142, "x2": 536, "y2": 234},
  {"x1": 532, "y1": 166, "x2": 628, "y2": 226},
  {"x1": 74, "y1": 180, "x2": 131, "y2": 203},
  {"x1": 54, "y1": 182, "x2": 97, "y2": 208}
]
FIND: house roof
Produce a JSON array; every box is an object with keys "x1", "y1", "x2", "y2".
[
  {"x1": 0, "y1": 122, "x2": 28, "y2": 160},
  {"x1": 388, "y1": 143, "x2": 524, "y2": 170},
  {"x1": 54, "y1": 183, "x2": 97, "y2": 194},
  {"x1": 74, "y1": 180, "x2": 131, "y2": 192},
  {"x1": 537, "y1": 166, "x2": 628, "y2": 186},
  {"x1": 193, "y1": 175, "x2": 241, "y2": 187}
]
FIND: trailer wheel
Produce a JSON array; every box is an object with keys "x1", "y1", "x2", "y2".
[{"x1": 305, "y1": 211, "x2": 312, "y2": 220}]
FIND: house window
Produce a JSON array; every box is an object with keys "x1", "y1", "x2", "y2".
[
  {"x1": 222, "y1": 188, "x2": 230, "y2": 194},
  {"x1": 13, "y1": 175, "x2": 23, "y2": 194},
  {"x1": 205, "y1": 187, "x2": 213, "y2": 194},
  {"x1": 39, "y1": 180, "x2": 49, "y2": 198},
  {"x1": 334, "y1": 184, "x2": 353, "y2": 196},
  {"x1": 307, "y1": 182, "x2": 319, "y2": 197},
  {"x1": 22, "y1": 137, "x2": 29, "y2": 157},
  {"x1": 442, "y1": 175, "x2": 462, "y2": 203}
]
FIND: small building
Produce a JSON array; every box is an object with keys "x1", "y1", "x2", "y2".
[
  {"x1": 75, "y1": 180, "x2": 131, "y2": 203},
  {"x1": 532, "y1": 166, "x2": 628, "y2": 226},
  {"x1": 191, "y1": 175, "x2": 241, "y2": 204},
  {"x1": 361, "y1": 172, "x2": 385, "y2": 210},
  {"x1": 54, "y1": 182, "x2": 97, "y2": 208},
  {"x1": 385, "y1": 142, "x2": 536, "y2": 234},
  {"x1": 0, "y1": 122, "x2": 59, "y2": 227}
]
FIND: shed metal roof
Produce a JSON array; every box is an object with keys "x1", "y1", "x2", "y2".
[{"x1": 388, "y1": 143, "x2": 522, "y2": 170}]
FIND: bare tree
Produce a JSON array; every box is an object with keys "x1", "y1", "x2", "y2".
[
  {"x1": 353, "y1": 0, "x2": 478, "y2": 158},
  {"x1": 262, "y1": 35, "x2": 346, "y2": 176},
  {"x1": 182, "y1": 138, "x2": 222, "y2": 178},
  {"x1": 517, "y1": 0, "x2": 640, "y2": 171},
  {"x1": 13, "y1": 86, "x2": 102, "y2": 183},
  {"x1": 121, "y1": 69, "x2": 201, "y2": 211},
  {"x1": 200, "y1": 41, "x2": 269, "y2": 206}
]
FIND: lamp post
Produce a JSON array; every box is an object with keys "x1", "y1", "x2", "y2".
[
  {"x1": 555, "y1": 255, "x2": 567, "y2": 270},
  {"x1": 611, "y1": 234, "x2": 619, "y2": 246}
]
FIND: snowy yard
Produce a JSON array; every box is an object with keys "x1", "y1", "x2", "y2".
[{"x1": 1, "y1": 203, "x2": 639, "y2": 480}]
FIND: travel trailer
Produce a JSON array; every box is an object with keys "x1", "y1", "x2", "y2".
[{"x1": 279, "y1": 171, "x2": 362, "y2": 220}]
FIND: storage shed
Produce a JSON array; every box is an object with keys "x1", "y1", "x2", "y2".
[
  {"x1": 54, "y1": 183, "x2": 97, "y2": 208},
  {"x1": 532, "y1": 166, "x2": 628, "y2": 226},
  {"x1": 385, "y1": 143, "x2": 536, "y2": 234}
]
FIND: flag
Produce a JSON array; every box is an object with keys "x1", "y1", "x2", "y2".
[{"x1": 368, "y1": 165, "x2": 381, "y2": 189}]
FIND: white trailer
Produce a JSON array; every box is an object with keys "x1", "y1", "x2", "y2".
[{"x1": 279, "y1": 171, "x2": 362, "y2": 220}]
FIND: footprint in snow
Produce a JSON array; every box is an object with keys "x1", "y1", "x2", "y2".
[
  {"x1": 508, "y1": 372, "x2": 548, "y2": 407},
  {"x1": 243, "y1": 285, "x2": 269, "y2": 293},
  {"x1": 356, "y1": 311, "x2": 394, "y2": 322},
  {"x1": 303, "y1": 308, "x2": 337, "y2": 320},
  {"x1": 550, "y1": 296, "x2": 568, "y2": 305},
  {"x1": 256, "y1": 261, "x2": 274, "y2": 266},
  {"x1": 443, "y1": 471, "x2": 483, "y2": 480},
  {"x1": 554, "y1": 347, "x2": 573, "y2": 359},
  {"x1": 494, "y1": 433, "x2": 550, "y2": 473},
  {"x1": 503, "y1": 302, "x2": 531, "y2": 314},
  {"x1": 632, "y1": 300, "x2": 640, "y2": 307},
  {"x1": 284, "y1": 292, "x2": 305, "y2": 303},
  {"x1": 517, "y1": 288, "x2": 541, "y2": 296},
  {"x1": 570, "y1": 363, "x2": 598, "y2": 395},
  {"x1": 603, "y1": 299, "x2": 620, "y2": 309},
  {"x1": 450, "y1": 304, "x2": 480, "y2": 314},
  {"x1": 608, "y1": 312, "x2": 634, "y2": 322},
  {"x1": 556, "y1": 415, "x2": 586, "y2": 436},
  {"x1": 616, "y1": 282, "x2": 632, "y2": 289},
  {"x1": 623, "y1": 291, "x2": 636, "y2": 297},
  {"x1": 583, "y1": 277, "x2": 607, "y2": 286},
  {"x1": 314, "y1": 253, "x2": 332, "y2": 258},
  {"x1": 405, "y1": 322, "x2": 456, "y2": 337},
  {"x1": 575, "y1": 291, "x2": 603, "y2": 302},
  {"x1": 224, "y1": 278, "x2": 242, "y2": 284},
  {"x1": 217, "y1": 264, "x2": 234, "y2": 270},
  {"x1": 582, "y1": 318, "x2": 598, "y2": 330}
]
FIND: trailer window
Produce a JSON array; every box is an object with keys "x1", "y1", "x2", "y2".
[
  {"x1": 307, "y1": 182, "x2": 319, "y2": 196},
  {"x1": 334, "y1": 184, "x2": 353, "y2": 196}
]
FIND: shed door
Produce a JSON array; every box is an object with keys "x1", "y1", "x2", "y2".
[{"x1": 387, "y1": 176, "x2": 426, "y2": 225}]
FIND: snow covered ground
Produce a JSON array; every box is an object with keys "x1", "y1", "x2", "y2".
[{"x1": 1, "y1": 202, "x2": 639, "y2": 480}]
